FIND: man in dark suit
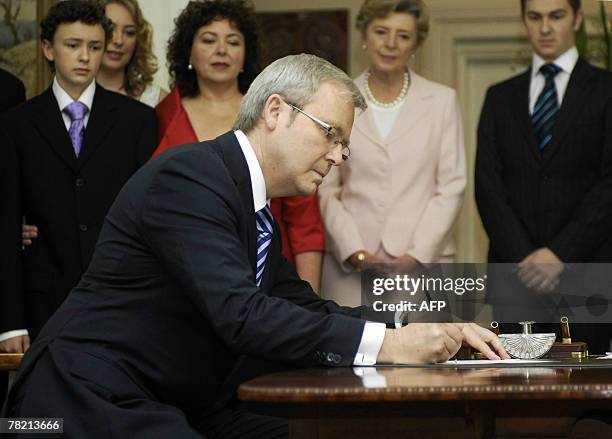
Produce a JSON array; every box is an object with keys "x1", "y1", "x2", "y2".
[
  {"x1": 0, "y1": 1, "x2": 156, "y2": 353},
  {"x1": 2, "y1": 52, "x2": 506, "y2": 437},
  {"x1": 0, "y1": 67, "x2": 26, "y2": 112},
  {"x1": 0, "y1": 64, "x2": 26, "y2": 421},
  {"x1": 475, "y1": 0, "x2": 612, "y2": 353}
]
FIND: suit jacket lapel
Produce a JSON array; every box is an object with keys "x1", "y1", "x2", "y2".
[
  {"x1": 510, "y1": 68, "x2": 542, "y2": 164},
  {"x1": 386, "y1": 72, "x2": 434, "y2": 145},
  {"x1": 542, "y1": 58, "x2": 594, "y2": 163},
  {"x1": 78, "y1": 86, "x2": 118, "y2": 169},
  {"x1": 353, "y1": 73, "x2": 384, "y2": 149},
  {"x1": 32, "y1": 88, "x2": 78, "y2": 171},
  {"x1": 352, "y1": 71, "x2": 434, "y2": 148},
  {"x1": 217, "y1": 132, "x2": 258, "y2": 275}
]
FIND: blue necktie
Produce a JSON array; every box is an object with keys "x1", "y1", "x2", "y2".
[
  {"x1": 532, "y1": 63, "x2": 561, "y2": 151},
  {"x1": 255, "y1": 205, "x2": 274, "y2": 286}
]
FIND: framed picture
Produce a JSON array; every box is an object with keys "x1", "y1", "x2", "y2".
[
  {"x1": 0, "y1": 0, "x2": 55, "y2": 98},
  {"x1": 256, "y1": 9, "x2": 349, "y2": 73}
]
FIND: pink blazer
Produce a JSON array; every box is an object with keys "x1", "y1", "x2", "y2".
[{"x1": 319, "y1": 71, "x2": 467, "y2": 267}]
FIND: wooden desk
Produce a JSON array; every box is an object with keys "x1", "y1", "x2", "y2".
[
  {"x1": 0, "y1": 354, "x2": 23, "y2": 371},
  {"x1": 0, "y1": 354, "x2": 23, "y2": 390},
  {"x1": 239, "y1": 361, "x2": 612, "y2": 439}
]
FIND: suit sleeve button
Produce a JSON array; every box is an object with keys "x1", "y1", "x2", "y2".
[{"x1": 79, "y1": 224, "x2": 88, "y2": 232}]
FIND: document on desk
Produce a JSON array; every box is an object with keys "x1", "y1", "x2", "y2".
[
  {"x1": 375, "y1": 359, "x2": 557, "y2": 367},
  {"x1": 443, "y1": 359, "x2": 555, "y2": 366},
  {"x1": 375, "y1": 358, "x2": 612, "y2": 368}
]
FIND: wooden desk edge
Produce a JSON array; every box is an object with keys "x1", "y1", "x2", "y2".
[
  {"x1": 0, "y1": 353, "x2": 24, "y2": 371},
  {"x1": 238, "y1": 384, "x2": 612, "y2": 403}
]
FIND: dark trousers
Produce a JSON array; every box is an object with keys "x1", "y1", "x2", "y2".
[
  {"x1": 0, "y1": 372, "x2": 7, "y2": 413},
  {"x1": 5, "y1": 345, "x2": 287, "y2": 439}
]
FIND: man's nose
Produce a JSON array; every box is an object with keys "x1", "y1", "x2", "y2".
[
  {"x1": 78, "y1": 46, "x2": 90, "y2": 62},
  {"x1": 326, "y1": 145, "x2": 344, "y2": 166},
  {"x1": 540, "y1": 18, "x2": 552, "y2": 34}
]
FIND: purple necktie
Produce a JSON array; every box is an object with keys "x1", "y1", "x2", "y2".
[{"x1": 63, "y1": 101, "x2": 88, "y2": 157}]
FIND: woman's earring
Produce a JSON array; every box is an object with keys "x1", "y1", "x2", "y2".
[
  {"x1": 240, "y1": 67, "x2": 244, "y2": 73},
  {"x1": 362, "y1": 43, "x2": 367, "y2": 50},
  {"x1": 188, "y1": 63, "x2": 193, "y2": 71}
]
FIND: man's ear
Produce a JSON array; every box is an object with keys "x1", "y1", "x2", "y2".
[
  {"x1": 42, "y1": 39, "x2": 55, "y2": 63},
  {"x1": 573, "y1": 10, "x2": 584, "y2": 31},
  {"x1": 262, "y1": 94, "x2": 283, "y2": 131}
]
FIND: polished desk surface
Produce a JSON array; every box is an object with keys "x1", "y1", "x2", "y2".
[
  {"x1": 239, "y1": 360, "x2": 612, "y2": 403},
  {"x1": 240, "y1": 361, "x2": 612, "y2": 438},
  {"x1": 0, "y1": 354, "x2": 23, "y2": 371}
]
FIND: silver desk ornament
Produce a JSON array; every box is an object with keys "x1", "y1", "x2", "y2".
[{"x1": 498, "y1": 321, "x2": 556, "y2": 359}]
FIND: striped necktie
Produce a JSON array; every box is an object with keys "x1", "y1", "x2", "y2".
[
  {"x1": 255, "y1": 205, "x2": 274, "y2": 286},
  {"x1": 532, "y1": 63, "x2": 561, "y2": 151}
]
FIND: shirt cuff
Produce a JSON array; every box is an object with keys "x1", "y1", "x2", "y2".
[
  {"x1": 395, "y1": 309, "x2": 404, "y2": 328},
  {"x1": 0, "y1": 329, "x2": 29, "y2": 343},
  {"x1": 353, "y1": 321, "x2": 386, "y2": 365},
  {"x1": 353, "y1": 367, "x2": 388, "y2": 388}
]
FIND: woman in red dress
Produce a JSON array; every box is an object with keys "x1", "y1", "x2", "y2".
[{"x1": 153, "y1": 0, "x2": 325, "y2": 291}]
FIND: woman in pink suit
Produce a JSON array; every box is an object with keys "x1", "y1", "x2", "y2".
[
  {"x1": 319, "y1": 0, "x2": 467, "y2": 306},
  {"x1": 153, "y1": 0, "x2": 325, "y2": 291}
]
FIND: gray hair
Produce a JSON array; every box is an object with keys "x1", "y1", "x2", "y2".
[
  {"x1": 233, "y1": 53, "x2": 366, "y2": 133},
  {"x1": 356, "y1": 0, "x2": 429, "y2": 46}
]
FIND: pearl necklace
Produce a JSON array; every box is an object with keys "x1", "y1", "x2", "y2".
[{"x1": 364, "y1": 70, "x2": 410, "y2": 108}]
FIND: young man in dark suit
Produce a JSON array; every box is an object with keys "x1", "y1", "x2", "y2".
[
  {"x1": 2, "y1": 53, "x2": 507, "y2": 438},
  {"x1": 475, "y1": 0, "x2": 612, "y2": 353},
  {"x1": 0, "y1": 1, "x2": 156, "y2": 353},
  {"x1": 0, "y1": 67, "x2": 26, "y2": 112}
]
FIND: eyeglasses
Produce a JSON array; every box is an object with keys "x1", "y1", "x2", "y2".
[{"x1": 283, "y1": 100, "x2": 351, "y2": 161}]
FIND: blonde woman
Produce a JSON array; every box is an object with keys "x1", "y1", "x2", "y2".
[
  {"x1": 96, "y1": 0, "x2": 167, "y2": 106},
  {"x1": 319, "y1": 0, "x2": 467, "y2": 306}
]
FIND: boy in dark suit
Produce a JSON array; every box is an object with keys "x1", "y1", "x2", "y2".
[
  {"x1": 0, "y1": 0, "x2": 156, "y2": 353},
  {"x1": 475, "y1": 0, "x2": 612, "y2": 353}
]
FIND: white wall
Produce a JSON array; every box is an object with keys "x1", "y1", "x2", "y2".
[{"x1": 139, "y1": 0, "x2": 189, "y2": 89}]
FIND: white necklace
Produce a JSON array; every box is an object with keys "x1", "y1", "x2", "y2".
[{"x1": 365, "y1": 70, "x2": 410, "y2": 108}]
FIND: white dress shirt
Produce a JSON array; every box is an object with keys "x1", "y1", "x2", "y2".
[
  {"x1": 53, "y1": 76, "x2": 96, "y2": 129},
  {"x1": 234, "y1": 130, "x2": 386, "y2": 365},
  {"x1": 529, "y1": 46, "x2": 579, "y2": 114},
  {"x1": 0, "y1": 78, "x2": 96, "y2": 344}
]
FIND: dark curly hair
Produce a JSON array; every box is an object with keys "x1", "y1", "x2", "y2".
[
  {"x1": 167, "y1": 0, "x2": 261, "y2": 97},
  {"x1": 40, "y1": 0, "x2": 112, "y2": 44}
]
